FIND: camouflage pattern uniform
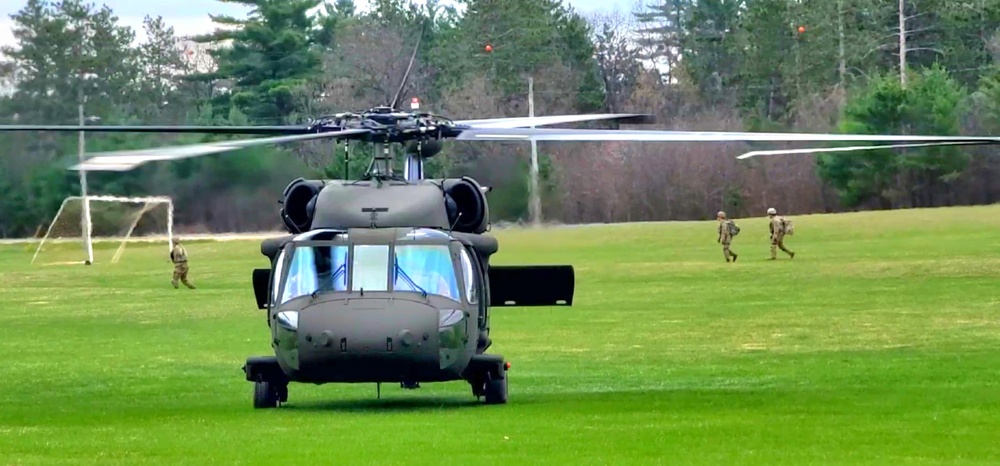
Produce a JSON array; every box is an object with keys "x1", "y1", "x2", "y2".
[
  {"x1": 767, "y1": 207, "x2": 795, "y2": 260},
  {"x1": 170, "y1": 240, "x2": 196, "y2": 289},
  {"x1": 717, "y1": 211, "x2": 737, "y2": 262}
]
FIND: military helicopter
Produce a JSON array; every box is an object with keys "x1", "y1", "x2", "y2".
[{"x1": 4, "y1": 41, "x2": 1000, "y2": 409}]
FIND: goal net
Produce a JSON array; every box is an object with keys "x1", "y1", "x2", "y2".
[{"x1": 31, "y1": 195, "x2": 173, "y2": 265}]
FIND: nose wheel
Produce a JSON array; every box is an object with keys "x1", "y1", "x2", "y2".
[
  {"x1": 467, "y1": 356, "x2": 509, "y2": 404},
  {"x1": 253, "y1": 379, "x2": 288, "y2": 409},
  {"x1": 483, "y1": 374, "x2": 507, "y2": 404},
  {"x1": 245, "y1": 356, "x2": 289, "y2": 409}
]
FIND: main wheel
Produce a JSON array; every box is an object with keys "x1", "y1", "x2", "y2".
[
  {"x1": 484, "y1": 375, "x2": 507, "y2": 405},
  {"x1": 253, "y1": 380, "x2": 278, "y2": 409}
]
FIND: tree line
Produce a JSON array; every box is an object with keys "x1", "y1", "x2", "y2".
[{"x1": 2, "y1": 0, "x2": 1000, "y2": 237}]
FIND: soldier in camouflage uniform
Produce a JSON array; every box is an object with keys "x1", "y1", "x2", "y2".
[
  {"x1": 767, "y1": 207, "x2": 795, "y2": 260},
  {"x1": 170, "y1": 238, "x2": 196, "y2": 289},
  {"x1": 717, "y1": 210, "x2": 738, "y2": 263}
]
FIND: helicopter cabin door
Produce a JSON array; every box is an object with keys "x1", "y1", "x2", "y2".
[
  {"x1": 488, "y1": 264, "x2": 574, "y2": 307},
  {"x1": 252, "y1": 246, "x2": 288, "y2": 312},
  {"x1": 252, "y1": 268, "x2": 271, "y2": 310}
]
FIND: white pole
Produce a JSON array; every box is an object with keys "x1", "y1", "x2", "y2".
[
  {"x1": 527, "y1": 76, "x2": 541, "y2": 226},
  {"x1": 78, "y1": 96, "x2": 93, "y2": 265}
]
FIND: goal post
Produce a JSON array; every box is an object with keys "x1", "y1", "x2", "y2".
[{"x1": 31, "y1": 195, "x2": 174, "y2": 265}]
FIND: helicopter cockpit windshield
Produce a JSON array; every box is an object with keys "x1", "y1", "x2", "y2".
[
  {"x1": 392, "y1": 244, "x2": 461, "y2": 300},
  {"x1": 277, "y1": 231, "x2": 461, "y2": 305}
]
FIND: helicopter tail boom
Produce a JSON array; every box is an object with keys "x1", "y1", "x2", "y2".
[{"x1": 488, "y1": 265, "x2": 574, "y2": 307}]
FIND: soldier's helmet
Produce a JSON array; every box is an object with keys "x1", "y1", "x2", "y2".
[
  {"x1": 766, "y1": 207, "x2": 777, "y2": 216},
  {"x1": 717, "y1": 210, "x2": 726, "y2": 219}
]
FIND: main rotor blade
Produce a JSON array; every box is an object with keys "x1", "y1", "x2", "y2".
[
  {"x1": 456, "y1": 127, "x2": 1000, "y2": 143},
  {"x1": 0, "y1": 124, "x2": 311, "y2": 134},
  {"x1": 736, "y1": 141, "x2": 992, "y2": 159},
  {"x1": 71, "y1": 129, "x2": 370, "y2": 171},
  {"x1": 456, "y1": 113, "x2": 655, "y2": 129}
]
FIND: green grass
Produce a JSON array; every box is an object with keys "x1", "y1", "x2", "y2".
[{"x1": 2, "y1": 205, "x2": 1000, "y2": 465}]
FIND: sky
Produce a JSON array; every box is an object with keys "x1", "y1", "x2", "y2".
[{"x1": 0, "y1": 0, "x2": 647, "y2": 47}]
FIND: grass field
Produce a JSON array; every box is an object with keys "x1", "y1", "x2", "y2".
[{"x1": 2, "y1": 205, "x2": 1000, "y2": 465}]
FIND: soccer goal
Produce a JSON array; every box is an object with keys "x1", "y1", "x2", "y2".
[{"x1": 31, "y1": 195, "x2": 174, "y2": 265}]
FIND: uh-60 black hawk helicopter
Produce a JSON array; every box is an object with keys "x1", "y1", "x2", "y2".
[{"x1": 5, "y1": 44, "x2": 1000, "y2": 409}]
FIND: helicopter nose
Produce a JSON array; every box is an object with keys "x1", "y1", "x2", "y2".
[
  {"x1": 304, "y1": 305, "x2": 435, "y2": 349},
  {"x1": 287, "y1": 299, "x2": 469, "y2": 383}
]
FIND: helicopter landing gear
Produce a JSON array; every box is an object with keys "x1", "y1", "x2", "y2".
[
  {"x1": 244, "y1": 356, "x2": 289, "y2": 409},
  {"x1": 483, "y1": 374, "x2": 507, "y2": 404},
  {"x1": 465, "y1": 354, "x2": 508, "y2": 405},
  {"x1": 253, "y1": 379, "x2": 288, "y2": 409}
]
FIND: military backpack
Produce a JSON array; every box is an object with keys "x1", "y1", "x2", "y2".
[
  {"x1": 780, "y1": 217, "x2": 794, "y2": 235},
  {"x1": 727, "y1": 220, "x2": 740, "y2": 237}
]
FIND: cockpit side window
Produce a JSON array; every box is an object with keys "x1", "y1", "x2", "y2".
[
  {"x1": 282, "y1": 246, "x2": 318, "y2": 303},
  {"x1": 270, "y1": 248, "x2": 286, "y2": 307},
  {"x1": 459, "y1": 248, "x2": 479, "y2": 305}
]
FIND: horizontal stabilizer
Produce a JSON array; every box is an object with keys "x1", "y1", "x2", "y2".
[
  {"x1": 253, "y1": 268, "x2": 270, "y2": 309},
  {"x1": 489, "y1": 265, "x2": 574, "y2": 307}
]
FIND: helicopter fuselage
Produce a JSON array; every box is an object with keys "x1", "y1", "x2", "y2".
[
  {"x1": 264, "y1": 227, "x2": 485, "y2": 385},
  {"x1": 242, "y1": 176, "x2": 575, "y2": 408}
]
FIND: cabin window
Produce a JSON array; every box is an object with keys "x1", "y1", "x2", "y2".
[
  {"x1": 459, "y1": 248, "x2": 478, "y2": 304},
  {"x1": 394, "y1": 244, "x2": 460, "y2": 301},
  {"x1": 352, "y1": 245, "x2": 390, "y2": 291}
]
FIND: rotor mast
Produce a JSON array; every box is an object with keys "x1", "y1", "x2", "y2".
[
  {"x1": 367, "y1": 140, "x2": 424, "y2": 182},
  {"x1": 404, "y1": 151, "x2": 423, "y2": 181},
  {"x1": 369, "y1": 142, "x2": 394, "y2": 179},
  {"x1": 404, "y1": 97, "x2": 424, "y2": 181}
]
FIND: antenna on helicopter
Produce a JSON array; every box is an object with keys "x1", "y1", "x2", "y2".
[
  {"x1": 390, "y1": 25, "x2": 423, "y2": 111},
  {"x1": 394, "y1": 24, "x2": 425, "y2": 182}
]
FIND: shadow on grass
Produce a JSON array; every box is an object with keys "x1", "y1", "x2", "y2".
[
  {"x1": 270, "y1": 387, "x2": 790, "y2": 415},
  {"x1": 280, "y1": 395, "x2": 494, "y2": 413}
]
